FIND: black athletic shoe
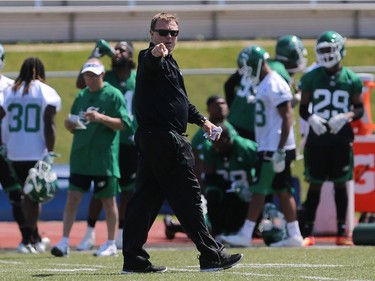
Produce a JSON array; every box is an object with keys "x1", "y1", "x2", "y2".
[
  {"x1": 164, "y1": 215, "x2": 176, "y2": 240},
  {"x1": 121, "y1": 264, "x2": 167, "y2": 274},
  {"x1": 199, "y1": 253, "x2": 243, "y2": 272}
]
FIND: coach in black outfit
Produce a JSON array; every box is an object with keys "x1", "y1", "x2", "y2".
[{"x1": 121, "y1": 12, "x2": 243, "y2": 274}]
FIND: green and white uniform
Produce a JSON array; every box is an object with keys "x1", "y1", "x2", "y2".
[
  {"x1": 252, "y1": 71, "x2": 295, "y2": 195},
  {"x1": 202, "y1": 135, "x2": 257, "y2": 234},
  {"x1": 299, "y1": 66, "x2": 363, "y2": 183},
  {"x1": 254, "y1": 71, "x2": 295, "y2": 152},
  {"x1": 227, "y1": 61, "x2": 291, "y2": 137},
  {"x1": 2, "y1": 80, "x2": 61, "y2": 161}
]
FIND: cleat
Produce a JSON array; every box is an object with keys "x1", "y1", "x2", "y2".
[
  {"x1": 270, "y1": 236, "x2": 304, "y2": 247},
  {"x1": 115, "y1": 229, "x2": 123, "y2": 249},
  {"x1": 33, "y1": 236, "x2": 51, "y2": 253},
  {"x1": 303, "y1": 236, "x2": 315, "y2": 247},
  {"x1": 199, "y1": 253, "x2": 243, "y2": 272},
  {"x1": 93, "y1": 241, "x2": 118, "y2": 257},
  {"x1": 51, "y1": 240, "x2": 69, "y2": 257},
  {"x1": 122, "y1": 264, "x2": 167, "y2": 274},
  {"x1": 220, "y1": 233, "x2": 252, "y2": 247},
  {"x1": 17, "y1": 243, "x2": 38, "y2": 254},
  {"x1": 163, "y1": 215, "x2": 176, "y2": 240},
  {"x1": 336, "y1": 236, "x2": 353, "y2": 246},
  {"x1": 76, "y1": 228, "x2": 95, "y2": 251}
]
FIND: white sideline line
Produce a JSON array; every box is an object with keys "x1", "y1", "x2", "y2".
[
  {"x1": 0, "y1": 260, "x2": 23, "y2": 264},
  {"x1": 238, "y1": 263, "x2": 344, "y2": 268},
  {"x1": 50, "y1": 263, "x2": 106, "y2": 268}
]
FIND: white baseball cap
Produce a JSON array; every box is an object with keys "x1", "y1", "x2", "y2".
[{"x1": 81, "y1": 62, "x2": 105, "y2": 75}]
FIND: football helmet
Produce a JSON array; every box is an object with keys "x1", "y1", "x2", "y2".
[
  {"x1": 258, "y1": 203, "x2": 287, "y2": 246},
  {"x1": 237, "y1": 45, "x2": 270, "y2": 85},
  {"x1": 315, "y1": 30, "x2": 346, "y2": 68},
  {"x1": 23, "y1": 160, "x2": 58, "y2": 203},
  {"x1": 0, "y1": 43, "x2": 5, "y2": 71},
  {"x1": 275, "y1": 35, "x2": 307, "y2": 74}
]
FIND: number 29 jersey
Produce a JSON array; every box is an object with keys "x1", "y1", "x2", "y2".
[{"x1": 299, "y1": 66, "x2": 363, "y2": 146}]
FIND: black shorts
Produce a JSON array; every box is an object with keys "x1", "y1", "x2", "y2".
[
  {"x1": 0, "y1": 156, "x2": 21, "y2": 192},
  {"x1": 304, "y1": 143, "x2": 354, "y2": 184}
]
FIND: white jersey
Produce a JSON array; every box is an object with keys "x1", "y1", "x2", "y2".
[
  {"x1": 2, "y1": 80, "x2": 61, "y2": 161},
  {"x1": 0, "y1": 74, "x2": 14, "y2": 105},
  {"x1": 254, "y1": 71, "x2": 296, "y2": 152}
]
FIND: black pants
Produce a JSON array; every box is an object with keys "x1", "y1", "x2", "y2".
[{"x1": 122, "y1": 128, "x2": 223, "y2": 267}]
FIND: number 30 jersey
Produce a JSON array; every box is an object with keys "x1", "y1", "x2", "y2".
[
  {"x1": 299, "y1": 66, "x2": 363, "y2": 146},
  {"x1": 2, "y1": 80, "x2": 61, "y2": 161}
]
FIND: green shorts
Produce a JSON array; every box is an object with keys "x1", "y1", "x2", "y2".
[
  {"x1": 250, "y1": 151, "x2": 295, "y2": 196},
  {"x1": 69, "y1": 173, "x2": 120, "y2": 199}
]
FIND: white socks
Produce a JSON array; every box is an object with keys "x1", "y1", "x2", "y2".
[
  {"x1": 287, "y1": 221, "x2": 302, "y2": 238},
  {"x1": 240, "y1": 220, "x2": 256, "y2": 240}
]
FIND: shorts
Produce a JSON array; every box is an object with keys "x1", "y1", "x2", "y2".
[
  {"x1": 69, "y1": 173, "x2": 120, "y2": 199},
  {"x1": 250, "y1": 150, "x2": 295, "y2": 196},
  {"x1": 12, "y1": 161, "x2": 37, "y2": 183},
  {"x1": 304, "y1": 143, "x2": 353, "y2": 184},
  {"x1": 118, "y1": 143, "x2": 138, "y2": 192},
  {"x1": 0, "y1": 156, "x2": 22, "y2": 192}
]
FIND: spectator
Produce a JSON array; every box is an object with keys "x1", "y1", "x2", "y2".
[
  {"x1": 299, "y1": 31, "x2": 364, "y2": 246},
  {"x1": 202, "y1": 122, "x2": 257, "y2": 241},
  {"x1": 0, "y1": 57, "x2": 61, "y2": 253},
  {"x1": 50, "y1": 58, "x2": 131, "y2": 257},
  {"x1": 221, "y1": 46, "x2": 303, "y2": 247},
  {"x1": 75, "y1": 40, "x2": 137, "y2": 251},
  {"x1": 121, "y1": 12, "x2": 243, "y2": 273}
]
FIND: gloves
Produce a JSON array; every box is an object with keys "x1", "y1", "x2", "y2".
[
  {"x1": 90, "y1": 39, "x2": 115, "y2": 58},
  {"x1": 272, "y1": 149, "x2": 286, "y2": 173},
  {"x1": 308, "y1": 114, "x2": 327, "y2": 136},
  {"x1": 328, "y1": 113, "x2": 348, "y2": 134},
  {"x1": 43, "y1": 152, "x2": 61, "y2": 165},
  {"x1": 228, "y1": 180, "x2": 252, "y2": 203}
]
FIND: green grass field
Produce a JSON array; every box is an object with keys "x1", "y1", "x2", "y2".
[{"x1": 0, "y1": 246, "x2": 375, "y2": 280}]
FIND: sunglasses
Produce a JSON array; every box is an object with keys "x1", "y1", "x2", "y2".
[{"x1": 152, "y1": 29, "x2": 179, "y2": 37}]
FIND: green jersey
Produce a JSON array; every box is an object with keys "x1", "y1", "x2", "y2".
[
  {"x1": 202, "y1": 136, "x2": 258, "y2": 189},
  {"x1": 70, "y1": 82, "x2": 131, "y2": 177},
  {"x1": 268, "y1": 59, "x2": 291, "y2": 84},
  {"x1": 191, "y1": 120, "x2": 238, "y2": 156},
  {"x1": 105, "y1": 69, "x2": 137, "y2": 145},
  {"x1": 299, "y1": 66, "x2": 363, "y2": 145}
]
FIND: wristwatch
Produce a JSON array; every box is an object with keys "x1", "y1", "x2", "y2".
[{"x1": 200, "y1": 117, "x2": 208, "y2": 127}]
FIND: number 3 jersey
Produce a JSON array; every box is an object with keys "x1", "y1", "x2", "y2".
[
  {"x1": 299, "y1": 66, "x2": 363, "y2": 146},
  {"x1": 2, "y1": 80, "x2": 61, "y2": 161},
  {"x1": 254, "y1": 71, "x2": 296, "y2": 152}
]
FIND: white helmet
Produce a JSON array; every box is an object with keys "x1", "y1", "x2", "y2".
[{"x1": 23, "y1": 160, "x2": 58, "y2": 203}]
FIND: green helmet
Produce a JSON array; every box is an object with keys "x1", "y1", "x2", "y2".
[
  {"x1": 258, "y1": 203, "x2": 287, "y2": 246},
  {"x1": 237, "y1": 45, "x2": 270, "y2": 85},
  {"x1": 23, "y1": 160, "x2": 58, "y2": 203},
  {"x1": 275, "y1": 35, "x2": 307, "y2": 74},
  {"x1": 315, "y1": 30, "x2": 346, "y2": 68}
]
